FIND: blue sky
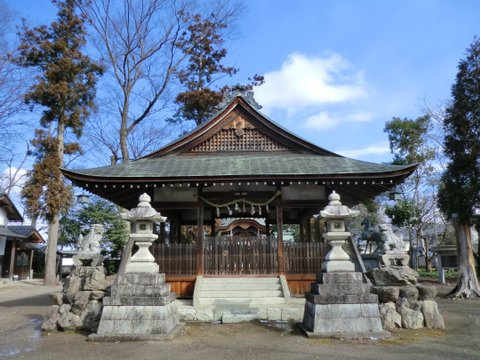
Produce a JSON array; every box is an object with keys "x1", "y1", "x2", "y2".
[{"x1": 5, "y1": 0, "x2": 480, "y2": 164}]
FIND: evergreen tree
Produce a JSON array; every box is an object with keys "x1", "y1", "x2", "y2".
[
  {"x1": 59, "y1": 197, "x2": 128, "y2": 259},
  {"x1": 438, "y1": 37, "x2": 480, "y2": 298},
  {"x1": 171, "y1": 13, "x2": 263, "y2": 127},
  {"x1": 17, "y1": 0, "x2": 103, "y2": 285},
  {"x1": 384, "y1": 115, "x2": 437, "y2": 270}
]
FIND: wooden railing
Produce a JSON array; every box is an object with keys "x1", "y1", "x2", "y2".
[
  {"x1": 153, "y1": 242, "x2": 197, "y2": 275},
  {"x1": 284, "y1": 242, "x2": 323, "y2": 274},
  {"x1": 204, "y1": 236, "x2": 278, "y2": 275},
  {"x1": 153, "y1": 237, "x2": 323, "y2": 276}
]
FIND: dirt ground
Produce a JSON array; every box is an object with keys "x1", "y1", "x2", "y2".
[{"x1": 1, "y1": 279, "x2": 479, "y2": 360}]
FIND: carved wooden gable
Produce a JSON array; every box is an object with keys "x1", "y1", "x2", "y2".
[{"x1": 187, "y1": 113, "x2": 289, "y2": 153}]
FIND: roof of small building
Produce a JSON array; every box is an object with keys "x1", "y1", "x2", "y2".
[{"x1": 0, "y1": 191, "x2": 23, "y2": 222}]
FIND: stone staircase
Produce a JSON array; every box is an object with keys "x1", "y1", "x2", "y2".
[{"x1": 194, "y1": 276, "x2": 288, "y2": 307}]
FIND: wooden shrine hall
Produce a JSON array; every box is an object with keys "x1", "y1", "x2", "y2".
[{"x1": 62, "y1": 92, "x2": 416, "y2": 297}]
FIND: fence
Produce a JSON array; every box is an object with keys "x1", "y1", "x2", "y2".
[
  {"x1": 153, "y1": 242, "x2": 196, "y2": 275},
  {"x1": 204, "y1": 236, "x2": 278, "y2": 275},
  {"x1": 153, "y1": 237, "x2": 323, "y2": 276},
  {"x1": 284, "y1": 242, "x2": 323, "y2": 274}
]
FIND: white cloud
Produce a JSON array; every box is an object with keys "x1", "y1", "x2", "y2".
[
  {"x1": 255, "y1": 53, "x2": 368, "y2": 113},
  {"x1": 304, "y1": 111, "x2": 337, "y2": 131},
  {"x1": 1, "y1": 167, "x2": 28, "y2": 197},
  {"x1": 336, "y1": 141, "x2": 391, "y2": 159},
  {"x1": 304, "y1": 110, "x2": 375, "y2": 131}
]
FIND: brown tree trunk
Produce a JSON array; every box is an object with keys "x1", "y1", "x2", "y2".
[
  {"x1": 44, "y1": 214, "x2": 60, "y2": 285},
  {"x1": 120, "y1": 99, "x2": 130, "y2": 163},
  {"x1": 44, "y1": 122, "x2": 66, "y2": 286},
  {"x1": 449, "y1": 218, "x2": 480, "y2": 298}
]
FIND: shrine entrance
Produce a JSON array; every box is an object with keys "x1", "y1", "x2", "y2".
[{"x1": 203, "y1": 236, "x2": 278, "y2": 276}]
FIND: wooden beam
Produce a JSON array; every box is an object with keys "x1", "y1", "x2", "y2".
[
  {"x1": 276, "y1": 196, "x2": 285, "y2": 274},
  {"x1": 28, "y1": 249, "x2": 34, "y2": 279},
  {"x1": 196, "y1": 198, "x2": 204, "y2": 275},
  {"x1": 9, "y1": 239, "x2": 15, "y2": 280},
  {"x1": 305, "y1": 218, "x2": 312, "y2": 243}
]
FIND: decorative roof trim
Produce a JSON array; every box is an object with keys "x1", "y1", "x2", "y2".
[{"x1": 141, "y1": 96, "x2": 339, "y2": 158}]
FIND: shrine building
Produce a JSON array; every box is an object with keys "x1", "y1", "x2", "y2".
[{"x1": 62, "y1": 93, "x2": 415, "y2": 297}]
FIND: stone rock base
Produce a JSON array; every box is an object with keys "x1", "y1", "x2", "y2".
[
  {"x1": 42, "y1": 266, "x2": 106, "y2": 332},
  {"x1": 372, "y1": 284, "x2": 445, "y2": 330},
  {"x1": 366, "y1": 266, "x2": 418, "y2": 286},
  {"x1": 94, "y1": 272, "x2": 180, "y2": 339},
  {"x1": 302, "y1": 272, "x2": 389, "y2": 338}
]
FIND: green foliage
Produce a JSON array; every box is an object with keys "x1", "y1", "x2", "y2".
[
  {"x1": 32, "y1": 248, "x2": 45, "y2": 278},
  {"x1": 171, "y1": 12, "x2": 263, "y2": 127},
  {"x1": 59, "y1": 197, "x2": 128, "y2": 258},
  {"x1": 384, "y1": 115, "x2": 435, "y2": 166},
  {"x1": 17, "y1": 0, "x2": 103, "y2": 221},
  {"x1": 417, "y1": 269, "x2": 457, "y2": 280},
  {"x1": 385, "y1": 200, "x2": 421, "y2": 228},
  {"x1": 438, "y1": 37, "x2": 480, "y2": 227}
]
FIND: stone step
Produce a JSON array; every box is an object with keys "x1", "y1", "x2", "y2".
[
  {"x1": 202, "y1": 284, "x2": 282, "y2": 291},
  {"x1": 197, "y1": 297, "x2": 286, "y2": 306},
  {"x1": 200, "y1": 290, "x2": 283, "y2": 298},
  {"x1": 202, "y1": 277, "x2": 280, "y2": 284},
  {"x1": 195, "y1": 276, "x2": 286, "y2": 307}
]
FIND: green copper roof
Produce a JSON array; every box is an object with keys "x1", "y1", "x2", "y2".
[{"x1": 64, "y1": 154, "x2": 414, "y2": 180}]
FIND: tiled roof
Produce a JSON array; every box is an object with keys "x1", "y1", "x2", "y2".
[{"x1": 65, "y1": 154, "x2": 413, "y2": 180}]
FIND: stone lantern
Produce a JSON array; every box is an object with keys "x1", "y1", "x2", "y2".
[
  {"x1": 320, "y1": 191, "x2": 359, "y2": 273},
  {"x1": 121, "y1": 193, "x2": 166, "y2": 273},
  {"x1": 302, "y1": 191, "x2": 388, "y2": 339},
  {"x1": 91, "y1": 193, "x2": 181, "y2": 341}
]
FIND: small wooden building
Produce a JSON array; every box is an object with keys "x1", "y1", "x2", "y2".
[
  {"x1": 0, "y1": 192, "x2": 45, "y2": 280},
  {"x1": 62, "y1": 93, "x2": 415, "y2": 296}
]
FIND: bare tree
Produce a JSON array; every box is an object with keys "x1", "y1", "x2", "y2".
[
  {"x1": 78, "y1": 0, "x2": 239, "y2": 162},
  {"x1": 0, "y1": 1, "x2": 30, "y2": 154},
  {"x1": 0, "y1": 146, "x2": 29, "y2": 196}
]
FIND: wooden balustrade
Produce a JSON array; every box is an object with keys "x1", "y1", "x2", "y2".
[{"x1": 152, "y1": 237, "x2": 323, "y2": 276}]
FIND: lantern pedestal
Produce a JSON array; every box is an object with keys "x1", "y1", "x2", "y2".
[{"x1": 302, "y1": 192, "x2": 389, "y2": 339}]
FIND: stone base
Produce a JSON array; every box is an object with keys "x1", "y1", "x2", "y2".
[
  {"x1": 94, "y1": 272, "x2": 181, "y2": 339},
  {"x1": 380, "y1": 254, "x2": 410, "y2": 267},
  {"x1": 303, "y1": 302, "x2": 385, "y2": 335},
  {"x1": 96, "y1": 303, "x2": 180, "y2": 335},
  {"x1": 298, "y1": 322, "x2": 390, "y2": 339},
  {"x1": 125, "y1": 262, "x2": 159, "y2": 274},
  {"x1": 321, "y1": 260, "x2": 355, "y2": 273},
  {"x1": 73, "y1": 255, "x2": 104, "y2": 267},
  {"x1": 302, "y1": 272, "x2": 388, "y2": 337},
  {"x1": 89, "y1": 323, "x2": 184, "y2": 342}
]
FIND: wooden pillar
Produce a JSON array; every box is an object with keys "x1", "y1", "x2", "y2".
[
  {"x1": 9, "y1": 239, "x2": 16, "y2": 280},
  {"x1": 305, "y1": 218, "x2": 312, "y2": 242},
  {"x1": 276, "y1": 196, "x2": 285, "y2": 274},
  {"x1": 196, "y1": 198, "x2": 205, "y2": 275},
  {"x1": 160, "y1": 222, "x2": 166, "y2": 243},
  {"x1": 266, "y1": 219, "x2": 270, "y2": 237},
  {"x1": 314, "y1": 217, "x2": 322, "y2": 243},
  {"x1": 210, "y1": 217, "x2": 216, "y2": 237},
  {"x1": 28, "y1": 249, "x2": 34, "y2": 279},
  {"x1": 299, "y1": 221, "x2": 305, "y2": 242}
]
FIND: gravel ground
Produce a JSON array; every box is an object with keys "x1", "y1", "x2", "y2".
[{"x1": 1, "y1": 279, "x2": 479, "y2": 360}]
